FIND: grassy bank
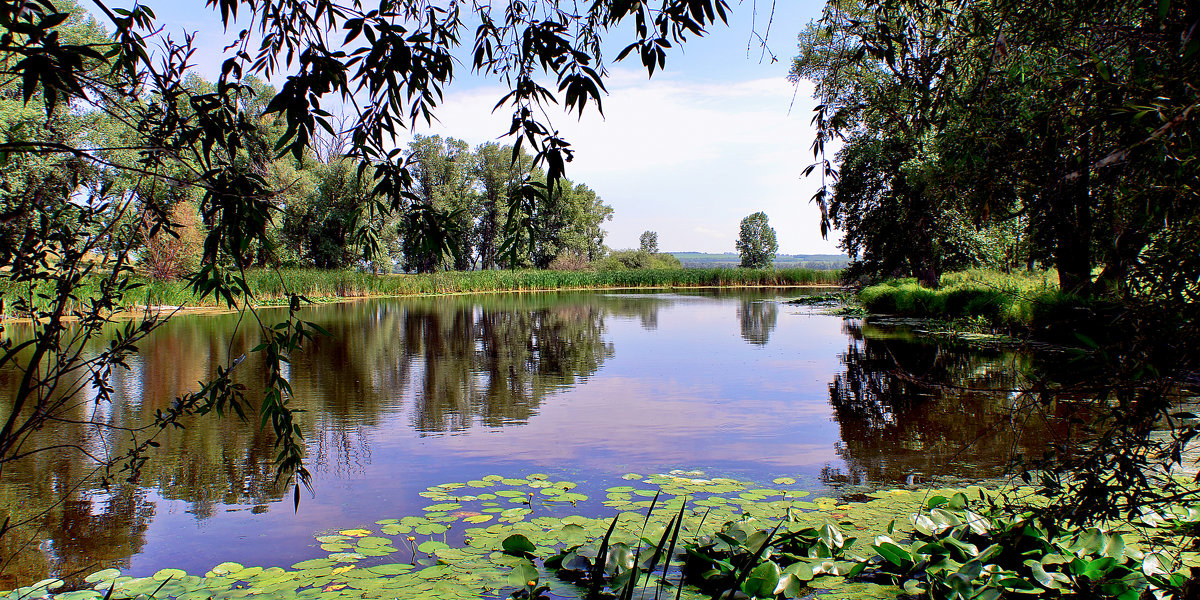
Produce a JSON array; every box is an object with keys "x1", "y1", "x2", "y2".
[
  {"x1": 856, "y1": 269, "x2": 1093, "y2": 332},
  {"x1": 1, "y1": 267, "x2": 843, "y2": 312}
]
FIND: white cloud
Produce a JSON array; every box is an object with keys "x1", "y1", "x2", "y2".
[{"x1": 404, "y1": 70, "x2": 842, "y2": 254}]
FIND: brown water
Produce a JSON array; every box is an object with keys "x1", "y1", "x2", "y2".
[{"x1": 0, "y1": 289, "x2": 1061, "y2": 587}]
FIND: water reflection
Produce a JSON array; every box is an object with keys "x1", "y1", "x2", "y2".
[
  {"x1": 825, "y1": 321, "x2": 1059, "y2": 484},
  {"x1": 0, "y1": 290, "x2": 1067, "y2": 587},
  {"x1": 738, "y1": 300, "x2": 778, "y2": 346}
]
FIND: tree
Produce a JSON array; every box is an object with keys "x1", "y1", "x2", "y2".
[
  {"x1": 736, "y1": 212, "x2": 778, "y2": 269},
  {"x1": 0, "y1": 0, "x2": 747, "y2": 552},
  {"x1": 639, "y1": 231, "x2": 659, "y2": 254},
  {"x1": 140, "y1": 200, "x2": 205, "y2": 280},
  {"x1": 794, "y1": 0, "x2": 1199, "y2": 295},
  {"x1": 281, "y1": 159, "x2": 376, "y2": 269},
  {"x1": 792, "y1": 0, "x2": 1200, "y2": 526},
  {"x1": 402, "y1": 135, "x2": 478, "y2": 272},
  {"x1": 474, "y1": 142, "x2": 533, "y2": 270}
]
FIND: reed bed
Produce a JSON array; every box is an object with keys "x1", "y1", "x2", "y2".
[{"x1": 2, "y1": 267, "x2": 842, "y2": 312}]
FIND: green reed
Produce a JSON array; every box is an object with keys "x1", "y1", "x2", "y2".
[{"x1": 1, "y1": 268, "x2": 841, "y2": 313}]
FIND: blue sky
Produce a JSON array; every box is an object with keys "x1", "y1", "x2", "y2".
[{"x1": 124, "y1": 1, "x2": 840, "y2": 254}]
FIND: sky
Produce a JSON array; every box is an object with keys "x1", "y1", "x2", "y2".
[{"x1": 117, "y1": 1, "x2": 841, "y2": 254}]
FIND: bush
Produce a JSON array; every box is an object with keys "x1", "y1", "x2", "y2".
[
  {"x1": 856, "y1": 269, "x2": 1083, "y2": 332},
  {"x1": 595, "y1": 250, "x2": 681, "y2": 271},
  {"x1": 548, "y1": 253, "x2": 594, "y2": 271}
]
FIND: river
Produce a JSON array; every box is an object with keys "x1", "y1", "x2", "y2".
[{"x1": 0, "y1": 289, "x2": 1063, "y2": 587}]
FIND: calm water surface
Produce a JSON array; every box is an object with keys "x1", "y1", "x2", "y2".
[{"x1": 0, "y1": 289, "x2": 1056, "y2": 586}]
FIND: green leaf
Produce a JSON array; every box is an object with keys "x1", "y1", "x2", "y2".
[
  {"x1": 417, "y1": 540, "x2": 448, "y2": 554},
  {"x1": 507, "y1": 560, "x2": 539, "y2": 589},
  {"x1": 782, "y1": 561, "x2": 814, "y2": 582},
  {"x1": 740, "y1": 561, "x2": 781, "y2": 599},
  {"x1": 873, "y1": 541, "x2": 913, "y2": 567},
  {"x1": 502, "y1": 534, "x2": 537, "y2": 556}
]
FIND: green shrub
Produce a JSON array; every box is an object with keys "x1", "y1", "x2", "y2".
[{"x1": 856, "y1": 269, "x2": 1085, "y2": 331}]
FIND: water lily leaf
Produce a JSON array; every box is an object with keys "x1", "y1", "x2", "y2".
[
  {"x1": 773, "y1": 477, "x2": 797, "y2": 485},
  {"x1": 553, "y1": 492, "x2": 589, "y2": 503},
  {"x1": 84, "y1": 569, "x2": 122, "y2": 584},
  {"x1": 418, "y1": 540, "x2": 450, "y2": 553},
  {"x1": 502, "y1": 534, "x2": 537, "y2": 556},
  {"x1": 423, "y1": 503, "x2": 462, "y2": 512},
  {"x1": 381, "y1": 524, "x2": 408, "y2": 535},
  {"x1": 621, "y1": 473, "x2": 642, "y2": 480},
  {"x1": 211, "y1": 562, "x2": 244, "y2": 575},
  {"x1": 315, "y1": 535, "x2": 349, "y2": 544},
  {"x1": 783, "y1": 561, "x2": 814, "y2": 582},
  {"x1": 367, "y1": 564, "x2": 414, "y2": 576},
  {"x1": 465, "y1": 515, "x2": 494, "y2": 524},
  {"x1": 339, "y1": 529, "x2": 371, "y2": 537},
  {"x1": 507, "y1": 560, "x2": 539, "y2": 588},
  {"x1": 742, "y1": 561, "x2": 782, "y2": 598},
  {"x1": 55, "y1": 592, "x2": 101, "y2": 600},
  {"x1": 328, "y1": 553, "x2": 365, "y2": 562},
  {"x1": 30, "y1": 578, "x2": 65, "y2": 591},
  {"x1": 356, "y1": 536, "x2": 390, "y2": 548},
  {"x1": 415, "y1": 523, "x2": 448, "y2": 535}
]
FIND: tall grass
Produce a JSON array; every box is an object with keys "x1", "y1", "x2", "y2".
[
  {"x1": 856, "y1": 268, "x2": 1083, "y2": 329},
  {"x1": 2, "y1": 267, "x2": 841, "y2": 312}
]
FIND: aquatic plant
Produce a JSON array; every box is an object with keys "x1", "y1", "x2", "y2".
[
  {"x1": 5, "y1": 471, "x2": 1196, "y2": 600},
  {"x1": 123, "y1": 268, "x2": 843, "y2": 309}
]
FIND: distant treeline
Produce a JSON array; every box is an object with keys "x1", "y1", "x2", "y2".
[{"x1": 671, "y1": 253, "x2": 848, "y2": 270}]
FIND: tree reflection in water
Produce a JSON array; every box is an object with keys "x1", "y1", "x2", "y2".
[
  {"x1": 825, "y1": 321, "x2": 1065, "y2": 486},
  {"x1": 0, "y1": 293, "x2": 627, "y2": 585},
  {"x1": 738, "y1": 299, "x2": 778, "y2": 346}
]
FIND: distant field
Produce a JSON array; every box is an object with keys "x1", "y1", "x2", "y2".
[{"x1": 671, "y1": 252, "x2": 849, "y2": 270}]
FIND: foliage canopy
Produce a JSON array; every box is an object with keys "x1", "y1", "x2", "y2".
[{"x1": 736, "y1": 212, "x2": 777, "y2": 269}]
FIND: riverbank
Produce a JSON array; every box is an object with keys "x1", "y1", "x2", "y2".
[
  {"x1": 848, "y1": 269, "x2": 1123, "y2": 343},
  {"x1": 0, "y1": 267, "x2": 841, "y2": 316}
]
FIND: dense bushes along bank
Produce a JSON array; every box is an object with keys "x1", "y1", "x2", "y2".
[
  {"x1": 0, "y1": 268, "x2": 840, "y2": 311},
  {"x1": 854, "y1": 269, "x2": 1120, "y2": 341}
]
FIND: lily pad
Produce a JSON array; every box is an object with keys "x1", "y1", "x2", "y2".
[
  {"x1": 418, "y1": 540, "x2": 450, "y2": 553},
  {"x1": 84, "y1": 569, "x2": 121, "y2": 584},
  {"x1": 211, "y1": 562, "x2": 244, "y2": 575},
  {"x1": 294, "y1": 559, "x2": 337, "y2": 570}
]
